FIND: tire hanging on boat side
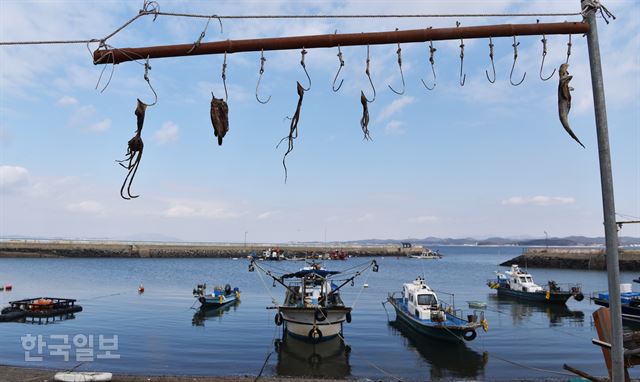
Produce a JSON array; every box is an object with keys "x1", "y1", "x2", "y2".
[
  {"x1": 275, "y1": 312, "x2": 283, "y2": 326},
  {"x1": 314, "y1": 307, "x2": 327, "y2": 322},
  {"x1": 462, "y1": 328, "x2": 477, "y2": 341}
]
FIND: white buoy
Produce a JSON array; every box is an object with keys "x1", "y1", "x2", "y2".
[
  {"x1": 363, "y1": 283, "x2": 369, "y2": 288},
  {"x1": 54, "y1": 372, "x2": 113, "y2": 382}
]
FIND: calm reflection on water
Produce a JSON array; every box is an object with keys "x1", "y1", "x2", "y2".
[
  {"x1": 389, "y1": 319, "x2": 489, "y2": 380},
  {"x1": 0, "y1": 246, "x2": 638, "y2": 380},
  {"x1": 275, "y1": 333, "x2": 351, "y2": 379}
]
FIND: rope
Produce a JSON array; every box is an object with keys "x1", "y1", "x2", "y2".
[
  {"x1": 0, "y1": 10, "x2": 585, "y2": 47},
  {"x1": 581, "y1": 0, "x2": 616, "y2": 24}
]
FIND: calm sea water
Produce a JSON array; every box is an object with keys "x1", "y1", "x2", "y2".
[{"x1": 0, "y1": 246, "x2": 636, "y2": 381}]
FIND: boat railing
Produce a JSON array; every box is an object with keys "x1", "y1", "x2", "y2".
[{"x1": 543, "y1": 282, "x2": 582, "y2": 293}]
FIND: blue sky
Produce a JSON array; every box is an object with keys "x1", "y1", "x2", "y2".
[{"x1": 1, "y1": 0, "x2": 638, "y2": 243}]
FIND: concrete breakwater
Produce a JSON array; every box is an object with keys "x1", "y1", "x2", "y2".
[
  {"x1": 0, "y1": 241, "x2": 422, "y2": 259},
  {"x1": 500, "y1": 247, "x2": 640, "y2": 271}
]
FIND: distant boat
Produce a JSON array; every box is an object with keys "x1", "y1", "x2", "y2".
[
  {"x1": 250, "y1": 259, "x2": 379, "y2": 342},
  {"x1": 409, "y1": 249, "x2": 442, "y2": 259},
  {"x1": 192, "y1": 283, "x2": 240, "y2": 308},
  {"x1": 386, "y1": 277, "x2": 487, "y2": 343},
  {"x1": 487, "y1": 265, "x2": 584, "y2": 304}
]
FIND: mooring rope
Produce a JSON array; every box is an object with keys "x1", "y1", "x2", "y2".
[{"x1": 0, "y1": 7, "x2": 586, "y2": 47}]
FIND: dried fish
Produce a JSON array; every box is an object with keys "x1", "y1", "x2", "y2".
[
  {"x1": 210, "y1": 92, "x2": 229, "y2": 146},
  {"x1": 116, "y1": 99, "x2": 146, "y2": 200},
  {"x1": 360, "y1": 91, "x2": 372, "y2": 141},
  {"x1": 277, "y1": 82, "x2": 305, "y2": 183},
  {"x1": 558, "y1": 63, "x2": 585, "y2": 148}
]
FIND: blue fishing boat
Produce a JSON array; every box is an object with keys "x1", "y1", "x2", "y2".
[
  {"x1": 386, "y1": 277, "x2": 488, "y2": 343},
  {"x1": 192, "y1": 283, "x2": 240, "y2": 308},
  {"x1": 487, "y1": 265, "x2": 584, "y2": 304},
  {"x1": 592, "y1": 279, "x2": 640, "y2": 323}
]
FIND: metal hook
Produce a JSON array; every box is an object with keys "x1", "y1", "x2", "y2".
[
  {"x1": 457, "y1": 22, "x2": 466, "y2": 86},
  {"x1": 388, "y1": 29, "x2": 405, "y2": 95},
  {"x1": 485, "y1": 36, "x2": 496, "y2": 84},
  {"x1": 332, "y1": 44, "x2": 345, "y2": 92},
  {"x1": 221, "y1": 51, "x2": 228, "y2": 101},
  {"x1": 362, "y1": 44, "x2": 376, "y2": 103},
  {"x1": 141, "y1": 56, "x2": 157, "y2": 106},
  {"x1": 538, "y1": 20, "x2": 556, "y2": 81},
  {"x1": 299, "y1": 48, "x2": 311, "y2": 91},
  {"x1": 255, "y1": 50, "x2": 271, "y2": 104},
  {"x1": 565, "y1": 34, "x2": 572, "y2": 64},
  {"x1": 421, "y1": 36, "x2": 436, "y2": 91},
  {"x1": 509, "y1": 36, "x2": 526, "y2": 86}
]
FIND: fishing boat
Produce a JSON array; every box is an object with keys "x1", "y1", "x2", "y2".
[
  {"x1": 386, "y1": 277, "x2": 487, "y2": 343},
  {"x1": 591, "y1": 280, "x2": 640, "y2": 323},
  {"x1": 249, "y1": 259, "x2": 379, "y2": 342},
  {"x1": 409, "y1": 249, "x2": 442, "y2": 259},
  {"x1": 262, "y1": 248, "x2": 285, "y2": 261},
  {"x1": 192, "y1": 283, "x2": 240, "y2": 308},
  {"x1": 487, "y1": 264, "x2": 584, "y2": 304}
]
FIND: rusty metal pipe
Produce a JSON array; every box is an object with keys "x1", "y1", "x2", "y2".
[{"x1": 94, "y1": 21, "x2": 589, "y2": 65}]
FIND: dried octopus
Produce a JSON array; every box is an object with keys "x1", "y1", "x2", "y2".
[
  {"x1": 210, "y1": 92, "x2": 229, "y2": 145},
  {"x1": 558, "y1": 63, "x2": 585, "y2": 148},
  {"x1": 360, "y1": 91, "x2": 372, "y2": 141},
  {"x1": 277, "y1": 82, "x2": 305, "y2": 182},
  {"x1": 116, "y1": 99, "x2": 147, "y2": 200}
]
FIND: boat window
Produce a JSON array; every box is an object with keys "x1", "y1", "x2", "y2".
[
  {"x1": 526, "y1": 277, "x2": 533, "y2": 283},
  {"x1": 519, "y1": 277, "x2": 527, "y2": 282},
  {"x1": 417, "y1": 294, "x2": 436, "y2": 306}
]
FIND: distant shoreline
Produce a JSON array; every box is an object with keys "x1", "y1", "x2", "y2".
[
  {"x1": 0, "y1": 240, "x2": 421, "y2": 258},
  {"x1": 500, "y1": 247, "x2": 640, "y2": 271}
]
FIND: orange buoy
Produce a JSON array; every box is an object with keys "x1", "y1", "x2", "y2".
[{"x1": 138, "y1": 284, "x2": 145, "y2": 294}]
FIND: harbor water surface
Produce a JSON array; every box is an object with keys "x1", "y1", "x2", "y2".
[{"x1": 0, "y1": 246, "x2": 637, "y2": 380}]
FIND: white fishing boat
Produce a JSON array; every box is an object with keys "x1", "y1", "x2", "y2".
[
  {"x1": 409, "y1": 249, "x2": 442, "y2": 259},
  {"x1": 249, "y1": 259, "x2": 378, "y2": 342},
  {"x1": 386, "y1": 277, "x2": 487, "y2": 343},
  {"x1": 487, "y1": 264, "x2": 584, "y2": 304}
]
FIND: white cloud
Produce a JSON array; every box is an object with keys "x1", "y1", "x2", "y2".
[
  {"x1": 87, "y1": 118, "x2": 111, "y2": 133},
  {"x1": 257, "y1": 211, "x2": 278, "y2": 220},
  {"x1": 356, "y1": 213, "x2": 374, "y2": 222},
  {"x1": 154, "y1": 121, "x2": 179, "y2": 145},
  {"x1": 502, "y1": 196, "x2": 576, "y2": 206},
  {"x1": 408, "y1": 215, "x2": 438, "y2": 224},
  {"x1": 57, "y1": 96, "x2": 78, "y2": 106},
  {"x1": 0, "y1": 165, "x2": 30, "y2": 192},
  {"x1": 376, "y1": 96, "x2": 415, "y2": 122},
  {"x1": 384, "y1": 120, "x2": 405, "y2": 135},
  {"x1": 66, "y1": 200, "x2": 105, "y2": 215},
  {"x1": 163, "y1": 199, "x2": 241, "y2": 220}
]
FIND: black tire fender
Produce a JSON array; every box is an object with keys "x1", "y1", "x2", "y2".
[
  {"x1": 274, "y1": 312, "x2": 283, "y2": 326},
  {"x1": 314, "y1": 308, "x2": 327, "y2": 322},
  {"x1": 463, "y1": 328, "x2": 477, "y2": 341},
  {"x1": 574, "y1": 292, "x2": 584, "y2": 302},
  {"x1": 308, "y1": 327, "x2": 323, "y2": 342},
  {"x1": 345, "y1": 311, "x2": 352, "y2": 323}
]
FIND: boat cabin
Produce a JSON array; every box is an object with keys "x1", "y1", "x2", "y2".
[
  {"x1": 403, "y1": 277, "x2": 444, "y2": 321},
  {"x1": 282, "y1": 265, "x2": 344, "y2": 308},
  {"x1": 501, "y1": 264, "x2": 543, "y2": 293}
]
